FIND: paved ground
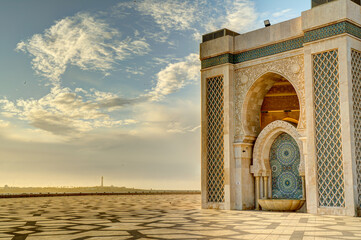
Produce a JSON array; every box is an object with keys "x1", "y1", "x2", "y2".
[{"x1": 0, "y1": 194, "x2": 360, "y2": 240}]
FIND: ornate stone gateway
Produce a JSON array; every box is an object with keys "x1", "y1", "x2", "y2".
[
  {"x1": 270, "y1": 133, "x2": 302, "y2": 200},
  {"x1": 200, "y1": 0, "x2": 361, "y2": 216}
]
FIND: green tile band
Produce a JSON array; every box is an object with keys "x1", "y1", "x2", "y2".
[
  {"x1": 201, "y1": 53, "x2": 233, "y2": 69},
  {"x1": 201, "y1": 21, "x2": 361, "y2": 69}
]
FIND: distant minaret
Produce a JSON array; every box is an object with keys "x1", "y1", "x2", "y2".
[{"x1": 101, "y1": 176, "x2": 103, "y2": 187}]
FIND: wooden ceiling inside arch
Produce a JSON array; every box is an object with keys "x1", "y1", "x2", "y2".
[{"x1": 260, "y1": 78, "x2": 300, "y2": 130}]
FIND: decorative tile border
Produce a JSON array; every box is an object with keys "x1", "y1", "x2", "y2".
[
  {"x1": 201, "y1": 53, "x2": 233, "y2": 69},
  {"x1": 303, "y1": 22, "x2": 348, "y2": 43},
  {"x1": 201, "y1": 21, "x2": 361, "y2": 69},
  {"x1": 233, "y1": 38, "x2": 303, "y2": 64},
  {"x1": 346, "y1": 21, "x2": 361, "y2": 39}
]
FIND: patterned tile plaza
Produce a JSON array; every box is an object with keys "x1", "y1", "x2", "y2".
[{"x1": 0, "y1": 194, "x2": 361, "y2": 240}]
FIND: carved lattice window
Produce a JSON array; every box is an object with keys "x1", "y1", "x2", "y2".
[
  {"x1": 313, "y1": 49, "x2": 345, "y2": 207},
  {"x1": 206, "y1": 75, "x2": 225, "y2": 203},
  {"x1": 351, "y1": 49, "x2": 361, "y2": 208}
]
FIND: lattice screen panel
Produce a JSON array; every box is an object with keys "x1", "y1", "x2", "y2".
[
  {"x1": 206, "y1": 75, "x2": 225, "y2": 203},
  {"x1": 351, "y1": 49, "x2": 361, "y2": 208},
  {"x1": 313, "y1": 50, "x2": 345, "y2": 207}
]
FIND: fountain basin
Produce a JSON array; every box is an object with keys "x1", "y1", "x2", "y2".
[{"x1": 258, "y1": 199, "x2": 305, "y2": 212}]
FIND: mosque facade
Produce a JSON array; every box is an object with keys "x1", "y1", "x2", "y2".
[{"x1": 200, "y1": 0, "x2": 361, "y2": 216}]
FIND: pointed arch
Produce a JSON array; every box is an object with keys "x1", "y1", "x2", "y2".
[{"x1": 241, "y1": 71, "x2": 302, "y2": 138}]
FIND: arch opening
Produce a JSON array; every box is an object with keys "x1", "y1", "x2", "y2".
[
  {"x1": 242, "y1": 72, "x2": 300, "y2": 138},
  {"x1": 270, "y1": 132, "x2": 303, "y2": 200},
  {"x1": 252, "y1": 120, "x2": 305, "y2": 177},
  {"x1": 251, "y1": 120, "x2": 306, "y2": 211}
]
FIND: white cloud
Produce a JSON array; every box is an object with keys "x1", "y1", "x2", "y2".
[
  {"x1": 119, "y1": 0, "x2": 258, "y2": 42},
  {"x1": 152, "y1": 56, "x2": 176, "y2": 66},
  {"x1": 16, "y1": 12, "x2": 150, "y2": 83},
  {"x1": 221, "y1": 0, "x2": 258, "y2": 33},
  {"x1": 272, "y1": 9, "x2": 292, "y2": 18},
  {"x1": 268, "y1": 8, "x2": 298, "y2": 24},
  {"x1": 126, "y1": 67, "x2": 145, "y2": 75},
  {"x1": 192, "y1": 32, "x2": 202, "y2": 42},
  {"x1": 0, "y1": 99, "x2": 21, "y2": 117},
  {"x1": 148, "y1": 53, "x2": 200, "y2": 101},
  {"x1": 130, "y1": 100, "x2": 200, "y2": 137},
  {"x1": 166, "y1": 122, "x2": 200, "y2": 134},
  {"x1": 7, "y1": 5, "x2": 209, "y2": 138},
  {"x1": 134, "y1": 0, "x2": 198, "y2": 32},
  {"x1": 202, "y1": 0, "x2": 258, "y2": 33},
  {"x1": 189, "y1": 125, "x2": 201, "y2": 132},
  {"x1": 0, "y1": 123, "x2": 65, "y2": 143},
  {"x1": 8, "y1": 12, "x2": 153, "y2": 136},
  {"x1": 0, "y1": 52, "x2": 200, "y2": 137},
  {"x1": 0, "y1": 86, "x2": 139, "y2": 137},
  {"x1": 75, "y1": 88, "x2": 88, "y2": 94},
  {"x1": 134, "y1": 29, "x2": 140, "y2": 37},
  {"x1": 0, "y1": 120, "x2": 10, "y2": 128}
]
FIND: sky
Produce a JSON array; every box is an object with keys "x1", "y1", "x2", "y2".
[{"x1": 0, "y1": 0, "x2": 310, "y2": 190}]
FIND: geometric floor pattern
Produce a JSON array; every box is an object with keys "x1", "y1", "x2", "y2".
[{"x1": 0, "y1": 194, "x2": 361, "y2": 240}]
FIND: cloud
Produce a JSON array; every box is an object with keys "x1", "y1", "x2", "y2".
[
  {"x1": 201, "y1": 0, "x2": 258, "y2": 33},
  {"x1": 130, "y1": 100, "x2": 200, "y2": 137},
  {"x1": 119, "y1": 0, "x2": 258, "y2": 41},
  {"x1": 166, "y1": 122, "x2": 200, "y2": 133},
  {"x1": 16, "y1": 12, "x2": 150, "y2": 83},
  {"x1": 97, "y1": 96, "x2": 148, "y2": 110},
  {"x1": 222, "y1": 0, "x2": 258, "y2": 33},
  {"x1": 0, "y1": 52, "x2": 199, "y2": 137},
  {"x1": 268, "y1": 8, "x2": 298, "y2": 24},
  {"x1": 0, "y1": 120, "x2": 10, "y2": 128},
  {"x1": 272, "y1": 9, "x2": 292, "y2": 18},
  {"x1": 134, "y1": 0, "x2": 198, "y2": 32},
  {"x1": 0, "y1": 99, "x2": 21, "y2": 117},
  {"x1": 0, "y1": 122, "x2": 65, "y2": 143},
  {"x1": 6, "y1": 5, "x2": 206, "y2": 138},
  {"x1": 0, "y1": 86, "x2": 139, "y2": 137},
  {"x1": 125, "y1": 66, "x2": 145, "y2": 75},
  {"x1": 148, "y1": 53, "x2": 200, "y2": 101}
]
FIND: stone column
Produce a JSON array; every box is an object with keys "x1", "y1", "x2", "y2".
[
  {"x1": 234, "y1": 142, "x2": 255, "y2": 210},
  {"x1": 255, "y1": 176, "x2": 260, "y2": 210},
  {"x1": 264, "y1": 176, "x2": 269, "y2": 199},
  {"x1": 301, "y1": 176, "x2": 306, "y2": 200}
]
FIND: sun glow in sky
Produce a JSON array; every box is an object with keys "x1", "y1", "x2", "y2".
[{"x1": 0, "y1": 0, "x2": 310, "y2": 189}]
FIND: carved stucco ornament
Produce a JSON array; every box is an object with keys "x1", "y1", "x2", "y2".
[
  {"x1": 240, "y1": 75, "x2": 248, "y2": 84},
  {"x1": 234, "y1": 55, "x2": 306, "y2": 140},
  {"x1": 291, "y1": 63, "x2": 301, "y2": 74}
]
